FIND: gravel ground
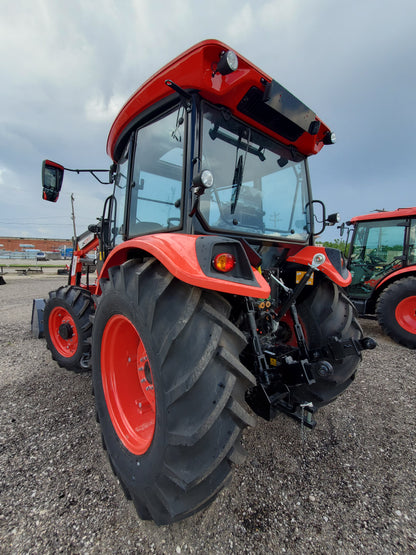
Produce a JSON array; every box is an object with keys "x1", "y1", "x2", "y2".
[{"x1": 1, "y1": 272, "x2": 415, "y2": 554}]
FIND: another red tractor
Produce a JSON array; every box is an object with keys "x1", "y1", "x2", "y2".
[
  {"x1": 344, "y1": 208, "x2": 416, "y2": 348},
  {"x1": 40, "y1": 40, "x2": 375, "y2": 524}
]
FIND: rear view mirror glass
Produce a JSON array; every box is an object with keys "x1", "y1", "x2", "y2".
[{"x1": 42, "y1": 160, "x2": 64, "y2": 202}]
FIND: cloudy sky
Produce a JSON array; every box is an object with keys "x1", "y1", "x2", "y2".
[{"x1": 1, "y1": 0, "x2": 415, "y2": 242}]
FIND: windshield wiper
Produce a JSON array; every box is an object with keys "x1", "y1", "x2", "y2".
[
  {"x1": 230, "y1": 129, "x2": 252, "y2": 215},
  {"x1": 230, "y1": 155, "x2": 243, "y2": 215}
]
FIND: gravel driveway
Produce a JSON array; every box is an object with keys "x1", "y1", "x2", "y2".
[{"x1": 1, "y1": 272, "x2": 415, "y2": 554}]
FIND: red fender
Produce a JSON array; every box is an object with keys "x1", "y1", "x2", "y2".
[
  {"x1": 287, "y1": 246, "x2": 352, "y2": 287},
  {"x1": 96, "y1": 233, "x2": 271, "y2": 299},
  {"x1": 375, "y1": 266, "x2": 416, "y2": 290}
]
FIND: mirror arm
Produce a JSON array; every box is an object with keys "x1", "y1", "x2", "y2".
[
  {"x1": 88, "y1": 171, "x2": 112, "y2": 185},
  {"x1": 64, "y1": 167, "x2": 113, "y2": 185}
]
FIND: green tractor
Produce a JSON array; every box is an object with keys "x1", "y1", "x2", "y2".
[{"x1": 39, "y1": 40, "x2": 375, "y2": 524}]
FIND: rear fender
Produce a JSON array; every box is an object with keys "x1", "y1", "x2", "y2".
[
  {"x1": 96, "y1": 233, "x2": 271, "y2": 298},
  {"x1": 375, "y1": 266, "x2": 416, "y2": 290},
  {"x1": 287, "y1": 246, "x2": 351, "y2": 287}
]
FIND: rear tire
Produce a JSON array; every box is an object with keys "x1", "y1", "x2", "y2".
[
  {"x1": 376, "y1": 277, "x2": 416, "y2": 348},
  {"x1": 293, "y1": 279, "x2": 363, "y2": 407},
  {"x1": 92, "y1": 258, "x2": 256, "y2": 525},
  {"x1": 44, "y1": 286, "x2": 93, "y2": 372}
]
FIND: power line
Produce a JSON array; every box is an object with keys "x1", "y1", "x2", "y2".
[
  {"x1": 0, "y1": 217, "x2": 73, "y2": 222},
  {"x1": 0, "y1": 220, "x2": 95, "y2": 226}
]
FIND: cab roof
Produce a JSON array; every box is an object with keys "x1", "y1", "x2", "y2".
[
  {"x1": 348, "y1": 207, "x2": 416, "y2": 224},
  {"x1": 107, "y1": 39, "x2": 332, "y2": 162}
]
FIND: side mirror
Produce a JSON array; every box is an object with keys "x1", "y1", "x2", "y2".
[
  {"x1": 308, "y1": 202, "x2": 340, "y2": 236},
  {"x1": 307, "y1": 199, "x2": 325, "y2": 236},
  {"x1": 338, "y1": 222, "x2": 346, "y2": 237},
  {"x1": 42, "y1": 160, "x2": 64, "y2": 202}
]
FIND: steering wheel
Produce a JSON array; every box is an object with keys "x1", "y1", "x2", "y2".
[
  {"x1": 167, "y1": 217, "x2": 181, "y2": 228},
  {"x1": 368, "y1": 251, "x2": 384, "y2": 265}
]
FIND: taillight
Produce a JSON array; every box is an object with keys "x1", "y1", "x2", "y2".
[{"x1": 212, "y1": 253, "x2": 236, "y2": 273}]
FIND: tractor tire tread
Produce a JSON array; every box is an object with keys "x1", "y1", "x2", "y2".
[
  {"x1": 92, "y1": 257, "x2": 256, "y2": 524},
  {"x1": 376, "y1": 276, "x2": 416, "y2": 349},
  {"x1": 44, "y1": 285, "x2": 94, "y2": 372}
]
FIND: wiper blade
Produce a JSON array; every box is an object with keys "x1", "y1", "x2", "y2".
[
  {"x1": 230, "y1": 155, "x2": 243, "y2": 215},
  {"x1": 230, "y1": 128, "x2": 252, "y2": 215}
]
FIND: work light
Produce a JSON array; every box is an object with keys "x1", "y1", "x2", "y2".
[{"x1": 216, "y1": 50, "x2": 239, "y2": 75}]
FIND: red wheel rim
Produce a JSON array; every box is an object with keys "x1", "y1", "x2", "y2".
[
  {"x1": 395, "y1": 296, "x2": 416, "y2": 335},
  {"x1": 49, "y1": 306, "x2": 79, "y2": 357},
  {"x1": 101, "y1": 314, "x2": 156, "y2": 455}
]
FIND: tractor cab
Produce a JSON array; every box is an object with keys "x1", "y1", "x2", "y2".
[
  {"x1": 345, "y1": 209, "x2": 416, "y2": 306},
  {"x1": 103, "y1": 42, "x2": 340, "y2": 255},
  {"x1": 43, "y1": 40, "x2": 341, "y2": 279},
  {"x1": 343, "y1": 208, "x2": 416, "y2": 347},
  {"x1": 111, "y1": 99, "x2": 320, "y2": 243}
]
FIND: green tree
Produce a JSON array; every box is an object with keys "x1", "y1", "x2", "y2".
[{"x1": 318, "y1": 238, "x2": 347, "y2": 253}]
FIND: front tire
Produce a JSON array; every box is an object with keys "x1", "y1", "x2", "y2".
[
  {"x1": 376, "y1": 277, "x2": 416, "y2": 348},
  {"x1": 92, "y1": 258, "x2": 256, "y2": 525},
  {"x1": 44, "y1": 286, "x2": 94, "y2": 372}
]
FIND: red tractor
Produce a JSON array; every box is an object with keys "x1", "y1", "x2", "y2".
[
  {"x1": 40, "y1": 40, "x2": 375, "y2": 524},
  {"x1": 344, "y1": 207, "x2": 416, "y2": 348}
]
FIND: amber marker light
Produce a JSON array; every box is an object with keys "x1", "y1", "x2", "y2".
[{"x1": 212, "y1": 253, "x2": 236, "y2": 273}]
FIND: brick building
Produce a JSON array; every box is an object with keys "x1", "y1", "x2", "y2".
[{"x1": 0, "y1": 237, "x2": 71, "y2": 253}]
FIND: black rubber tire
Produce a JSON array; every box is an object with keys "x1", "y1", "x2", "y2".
[
  {"x1": 92, "y1": 258, "x2": 256, "y2": 525},
  {"x1": 293, "y1": 279, "x2": 363, "y2": 407},
  {"x1": 44, "y1": 286, "x2": 94, "y2": 372},
  {"x1": 376, "y1": 277, "x2": 416, "y2": 349}
]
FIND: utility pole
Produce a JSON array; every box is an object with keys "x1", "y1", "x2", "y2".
[{"x1": 71, "y1": 193, "x2": 77, "y2": 250}]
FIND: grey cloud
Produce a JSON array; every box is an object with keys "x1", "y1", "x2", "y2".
[{"x1": 0, "y1": 0, "x2": 415, "y2": 240}]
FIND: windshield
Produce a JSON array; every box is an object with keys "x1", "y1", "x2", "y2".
[
  {"x1": 198, "y1": 104, "x2": 311, "y2": 240},
  {"x1": 351, "y1": 219, "x2": 406, "y2": 264}
]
